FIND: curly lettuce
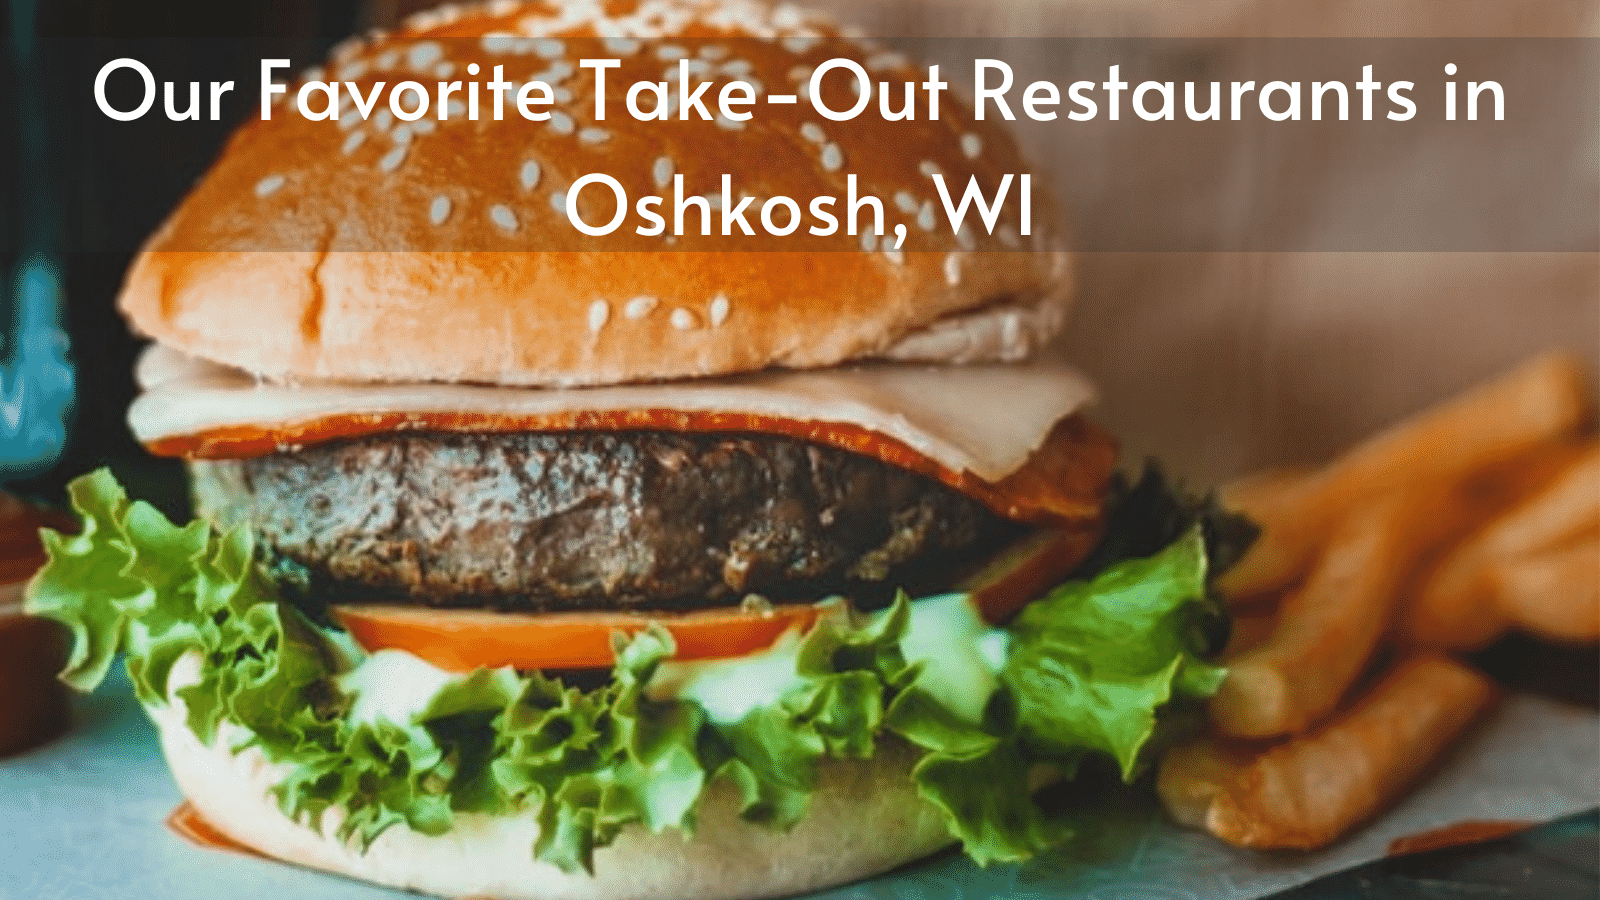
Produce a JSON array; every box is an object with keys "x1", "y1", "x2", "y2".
[{"x1": 26, "y1": 467, "x2": 1243, "y2": 872}]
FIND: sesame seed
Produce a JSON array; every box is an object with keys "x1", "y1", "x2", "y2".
[
  {"x1": 338, "y1": 59, "x2": 369, "y2": 81},
  {"x1": 435, "y1": 61, "x2": 456, "y2": 79},
  {"x1": 429, "y1": 195, "x2": 451, "y2": 224},
  {"x1": 519, "y1": 160, "x2": 542, "y2": 190},
  {"x1": 781, "y1": 34, "x2": 818, "y2": 54},
  {"x1": 680, "y1": 58, "x2": 712, "y2": 77},
  {"x1": 533, "y1": 38, "x2": 565, "y2": 59},
  {"x1": 603, "y1": 37, "x2": 641, "y2": 55},
  {"x1": 342, "y1": 130, "x2": 367, "y2": 155},
  {"x1": 652, "y1": 156, "x2": 674, "y2": 189},
  {"x1": 486, "y1": 0, "x2": 517, "y2": 15},
  {"x1": 579, "y1": 127, "x2": 610, "y2": 144},
  {"x1": 773, "y1": 4, "x2": 805, "y2": 27},
  {"x1": 490, "y1": 204, "x2": 518, "y2": 231},
  {"x1": 550, "y1": 190, "x2": 567, "y2": 213},
  {"x1": 773, "y1": 5, "x2": 806, "y2": 28},
  {"x1": 787, "y1": 65, "x2": 811, "y2": 83},
  {"x1": 254, "y1": 175, "x2": 285, "y2": 198},
  {"x1": 714, "y1": 114, "x2": 743, "y2": 131},
  {"x1": 919, "y1": 160, "x2": 941, "y2": 178},
  {"x1": 944, "y1": 252, "x2": 961, "y2": 285},
  {"x1": 374, "y1": 109, "x2": 394, "y2": 131},
  {"x1": 588, "y1": 300, "x2": 610, "y2": 333},
  {"x1": 339, "y1": 108, "x2": 362, "y2": 130},
  {"x1": 961, "y1": 133, "x2": 982, "y2": 159},
  {"x1": 956, "y1": 225, "x2": 976, "y2": 251},
  {"x1": 894, "y1": 191, "x2": 917, "y2": 213},
  {"x1": 625, "y1": 296, "x2": 658, "y2": 319},
  {"x1": 545, "y1": 60, "x2": 575, "y2": 81},
  {"x1": 407, "y1": 41, "x2": 443, "y2": 70},
  {"x1": 376, "y1": 49, "x2": 400, "y2": 70},
  {"x1": 700, "y1": 44, "x2": 730, "y2": 61},
  {"x1": 331, "y1": 36, "x2": 363, "y2": 63},
  {"x1": 1002, "y1": 313, "x2": 1021, "y2": 347},
  {"x1": 867, "y1": 52, "x2": 908, "y2": 71},
  {"x1": 379, "y1": 145, "x2": 407, "y2": 173},
  {"x1": 860, "y1": 230, "x2": 877, "y2": 252},
  {"x1": 549, "y1": 111, "x2": 575, "y2": 134},
  {"x1": 999, "y1": 224, "x2": 1021, "y2": 248},
  {"x1": 403, "y1": 8, "x2": 442, "y2": 30},
  {"x1": 820, "y1": 142, "x2": 843, "y2": 172},
  {"x1": 391, "y1": 124, "x2": 413, "y2": 145},
  {"x1": 885, "y1": 247, "x2": 904, "y2": 264},
  {"x1": 709, "y1": 294, "x2": 730, "y2": 326},
  {"x1": 447, "y1": 99, "x2": 467, "y2": 118},
  {"x1": 799, "y1": 122, "x2": 825, "y2": 143},
  {"x1": 670, "y1": 308, "x2": 696, "y2": 330},
  {"x1": 722, "y1": 59, "x2": 753, "y2": 77},
  {"x1": 481, "y1": 32, "x2": 516, "y2": 54},
  {"x1": 917, "y1": 201, "x2": 936, "y2": 231},
  {"x1": 656, "y1": 44, "x2": 688, "y2": 61},
  {"x1": 411, "y1": 117, "x2": 436, "y2": 134}
]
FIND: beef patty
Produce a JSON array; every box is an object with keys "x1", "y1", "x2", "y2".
[{"x1": 189, "y1": 430, "x2": 1028, "y2": 612}]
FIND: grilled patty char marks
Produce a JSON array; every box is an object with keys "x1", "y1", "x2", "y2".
[{"x1": 189, "y1": 430, "x2": 1036, "y2": 612}]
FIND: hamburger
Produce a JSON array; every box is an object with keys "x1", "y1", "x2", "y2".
[{"x1": 27, "y1": 2, "x2": 1251, "y2": 898}]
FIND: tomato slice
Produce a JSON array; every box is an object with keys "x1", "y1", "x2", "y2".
[{"x1": 333, "y1": 600, "x2": 839, "y2": 673}]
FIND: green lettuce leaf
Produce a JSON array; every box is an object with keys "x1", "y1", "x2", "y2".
[
  {"x1": 1005, "y1": 528, "x2": 1225, "y2": 779},
  {"x1": 26, "y1": 467, "x2": 1241, "y2": 874}
]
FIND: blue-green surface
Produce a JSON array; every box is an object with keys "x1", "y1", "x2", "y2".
[{"x1": 1275, "y1": 811, "x2": 1598, "y2": 900}]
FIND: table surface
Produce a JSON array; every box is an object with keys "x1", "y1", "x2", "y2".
[{"x1": 2, "y1": 664, "x2": 1595, "y2": 900}]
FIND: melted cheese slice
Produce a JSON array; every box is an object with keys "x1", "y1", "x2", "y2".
[{"x1": 129, "y1": 344, "x2": 1096, "y2": 484}]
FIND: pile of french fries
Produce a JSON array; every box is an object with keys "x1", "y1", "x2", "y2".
[{"x1": 1159, "y1": 353, "x2": 1598, "y2": 851}]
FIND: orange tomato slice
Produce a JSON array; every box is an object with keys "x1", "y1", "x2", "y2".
[{"x1": 333, "y1": 600, "x2": 839, "y2": 673}]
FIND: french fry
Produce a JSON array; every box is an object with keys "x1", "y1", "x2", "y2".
[
  {"x1": 1160, "y1": 654, "x2": 1500, "y2": 851},
  {"x1": 1156, "y1": 740, "x2": 1248, "y2": 832},
  {"x1": 1489, "y1": 536, "x2": 1600, "y2": 644},
  {"x1": 1473, "y1": 440, "x2": 1600, "y2": 559},
  {"x1": 1395, "y1": 570, "x2": 1507, "y2": 652},
  {"x1": 1220, "y1": 354, "x2": 1591, "y2": 600},
  {"x1": 1216, "y1": 468, "x2": 1316, "y2": 612},
  {"x1": 1212, "y1": 485, "x2": 1477, "y2": 738},
  {"x1": 1399, "y1": 440, "x2": 1599, "y2": 649},
  {"x1": 1219, "y1": 467, "x2": 1316, "y2": 520}
]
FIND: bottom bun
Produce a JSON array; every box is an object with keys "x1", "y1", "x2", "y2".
[{"x1": 147, "y1": 668, "x2": 955, "y2": 900}]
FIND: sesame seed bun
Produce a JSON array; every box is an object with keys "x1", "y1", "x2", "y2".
[{"x1": 116, "y1": 0, "x2": 1070, "y2": 387}]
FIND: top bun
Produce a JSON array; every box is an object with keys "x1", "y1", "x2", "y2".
[{"x1": 119, "y1": 0, "x2": 1071, "y2": 387}]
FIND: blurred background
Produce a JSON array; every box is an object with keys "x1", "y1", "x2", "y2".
[
  {"x1": 3, "y1": 0, "x2": 367, "y2": 513},
  {"x1": 2, "y1": 0, "x2": 1595, "y2": 509}
]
